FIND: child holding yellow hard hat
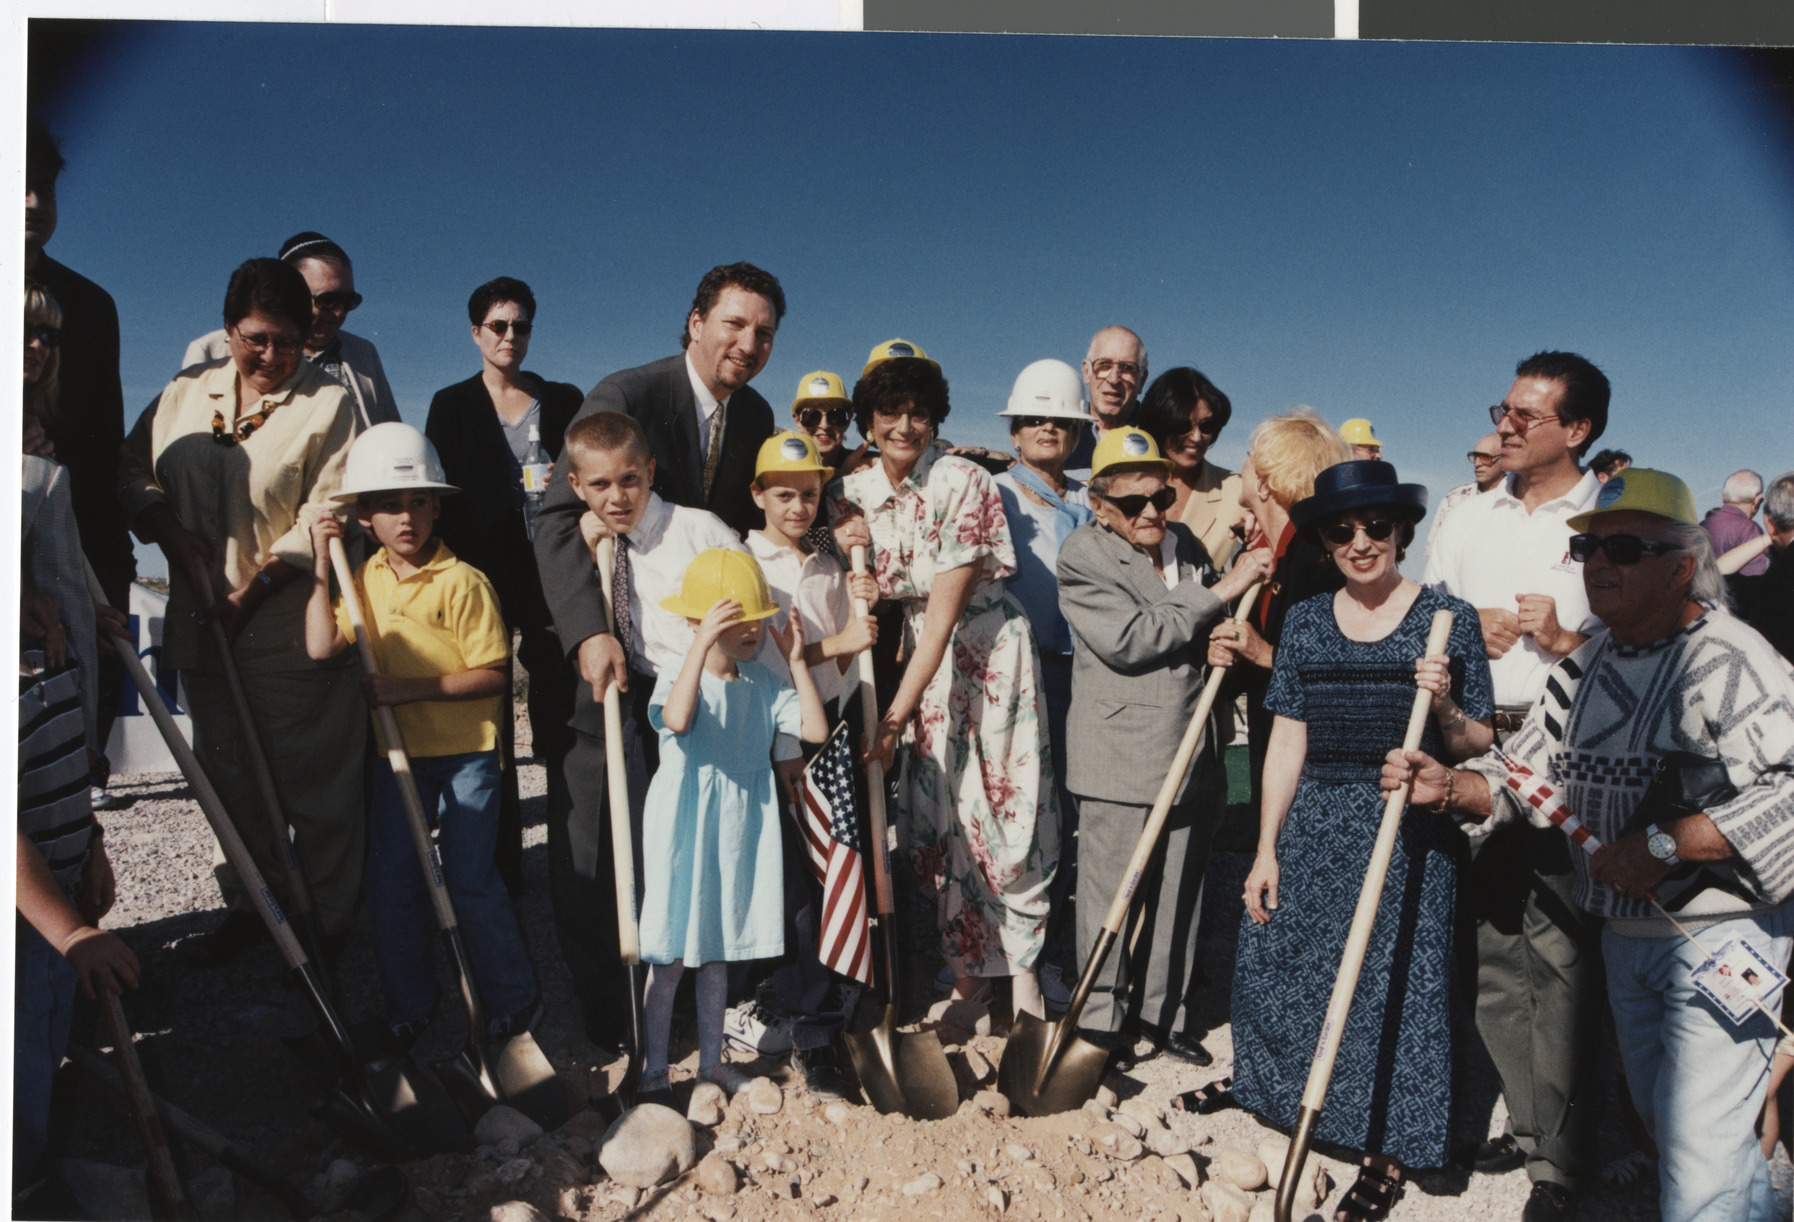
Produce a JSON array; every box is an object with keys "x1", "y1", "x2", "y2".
[{"x1": 636, "y1": 548, "x2": 829, "y2": 1102}]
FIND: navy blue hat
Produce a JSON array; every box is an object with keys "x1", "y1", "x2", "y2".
[{"x1": 1290, "y1": 460, "x2": 1428, "y2": 537}]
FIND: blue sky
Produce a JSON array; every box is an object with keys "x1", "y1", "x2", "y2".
[{"x1": 32, "y1": 26, "x2": 1794, "y2": 577}]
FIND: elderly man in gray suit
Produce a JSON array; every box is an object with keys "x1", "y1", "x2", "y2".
[{"x1": 1057, "y1": 426, "x2": 1270, "y2": 1068}]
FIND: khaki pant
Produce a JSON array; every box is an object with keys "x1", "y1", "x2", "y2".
[{"x1": 186, "y1": 666, "x2": 368, "y2": 937}]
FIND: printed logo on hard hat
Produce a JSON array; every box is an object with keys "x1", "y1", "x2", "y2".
[
  {"x1": 393, "y1": 460, "x2": 418, "y2": 482},
  {"x1": 780, "y1": 436, "x2": 810, "y2": 462},
  {"x1": 1121, "y1": 432, "x2": 1150, "y2": 457},
  {"x1": 887, "y1": 342, "x2": 915, "y2": 358},
  {"x1": 1597, "y1": 477, "x2": 1626, "y2": 509},
  {"x1": 807, "y1": 376, "x2": 832, "y2": 397}
]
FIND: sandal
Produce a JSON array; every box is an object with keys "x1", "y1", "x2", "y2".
[
  {"x1": 1171, "y1": 1076, "x2": 1236, "y2": 1115},
  {"x1": 1335, "y1": 1161, "x2": 1404, "y2": 1222}
]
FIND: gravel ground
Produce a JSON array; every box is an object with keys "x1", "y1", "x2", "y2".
[{"x1": 48, "y1": 740, "x2": 1793, "y2": 1222}]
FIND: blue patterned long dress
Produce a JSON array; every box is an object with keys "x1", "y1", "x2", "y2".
[{"x1": 1230, "y1": 584, "x2": 1492, "y2": 1169}]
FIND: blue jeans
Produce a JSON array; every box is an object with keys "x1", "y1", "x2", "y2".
[
  {"x1": 368, "y1": 752, "x2": 537, "y2": 1026},
  {"x1": 14, "y1": 921, "x2": 76, "y2": 1184},
  {"x1": 1604, "y1": 905, "x2": 1794, "y2": 1222}
]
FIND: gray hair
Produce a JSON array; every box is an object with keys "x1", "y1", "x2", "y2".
[
  {"x1": 1085, "y1": 326, "x2": 1148, "y2": 379},
  {"x1": 1663, "y1": 521, "x2": 1729, "y2": 610},
  {"x1": 1721, "y1": 469, "x2": 1763, "y2": 505},
  {"x1": 1765, "y1": 472, "x2": 1794, "y2": 532}
]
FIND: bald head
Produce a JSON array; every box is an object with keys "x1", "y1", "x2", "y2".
[
  {"x1": 1471, "y1": 432, "x2": 1503, "y2": 490},
  {"x1": 1083, "y1": 326, "x2": 1148, "y2": 428}
]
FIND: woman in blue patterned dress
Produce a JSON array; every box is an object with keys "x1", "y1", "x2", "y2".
[{"x1": 1227, "y1": 461, "x2": 1494, "y2": 1221}]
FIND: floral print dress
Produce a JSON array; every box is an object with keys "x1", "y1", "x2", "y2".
[{"x1": 832, "y1": 449, "x2": 1060, "y2": 977}]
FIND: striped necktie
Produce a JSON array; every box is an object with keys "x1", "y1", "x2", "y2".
[{"x1": 702, "y1": 401, "x2": 726, "y2": 500}]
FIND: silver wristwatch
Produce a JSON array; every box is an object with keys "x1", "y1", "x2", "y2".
[{"x1": 1645, "y1": 823, "x2": 1680, "y2": 868}]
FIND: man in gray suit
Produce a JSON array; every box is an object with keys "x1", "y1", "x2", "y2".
[{"x1": 1057, "y1": 427, "x2": 1270, "y2": 1067}]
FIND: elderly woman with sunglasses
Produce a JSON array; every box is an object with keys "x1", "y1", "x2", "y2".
[
  {"x1": 1135, "y1": 367, "x2": 1247, "y2": 570},
  {"x1": 121, "y1": 257, "x2": 366, "y2": 963},
  {"x1": 832, "y1": 343, "x2": 1060, "y2": 1020},
  {"x1": 1225, "y1": 461, "x2": 1493, "y2": 1221},
  {"x1": 1055, "y1": 427, "x2": 1270, "y2": 1065}
]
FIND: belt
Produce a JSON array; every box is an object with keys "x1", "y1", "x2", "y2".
[
  {"x1": 1039, "y1": 652, "x2": 1074, "y2": 666},
  {"x1": 1492, "y1": 709, "x2": 1529, "y2": 732}
]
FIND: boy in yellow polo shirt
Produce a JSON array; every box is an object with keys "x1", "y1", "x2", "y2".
[{"x1": 305, "y1": 423, "x2": 539, "y2": 1049}]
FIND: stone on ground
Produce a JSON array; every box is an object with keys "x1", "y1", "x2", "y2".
[
  {"x1": 1211, "y1": 1146, "x2": 1268, "y2": 1192},
  {"x1": 488, "y1": 1201, "x2": 549, "y2": 1222},
  {"x1": 695, "y1": 1151, "x2": 740, "y2": 1196},
  {"x1": 598, "y1": 1102, "x2": 697, "y2": 1188},
  {"x1": 745, "y1": 1076, "x2": 783, "y2": 1115},
  {"x1": 687, "y1": 1080, "x2": 728, "y2": 1126},
  {"x1": 475, "y1": 1105, "x2": 545, "y2": 1148},
  {"x1": 1200, "y1": 1178, "x2": 1253, "y2": 1222}
]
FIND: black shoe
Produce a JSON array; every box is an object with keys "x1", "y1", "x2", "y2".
[
  {"x1": 1158, "y1": 1029, "x2": 1214, "y2": 1068},
  {"x1": 793, "y1": 1045, "x2": 851, "y2": 1101},
  {"x1": 182, "y1": 909, "x2": 271, "y2": 966},
  {"x1": 1474, "y1": 1133, "x2": 1527, "y2": 1174},
  {"x1": 1522, "y1": 1182, "x2": 1577, "y2": 1222},
  {"x1": 488, "y1": 996, "x2": 543, "y2": 1044},
  {"x1": 1078, "y1": 1028, "x2": 1138, "y2": 1073},
  {"x1": 582, "y1": 1023, "x2": 631, "y2": 1061}
]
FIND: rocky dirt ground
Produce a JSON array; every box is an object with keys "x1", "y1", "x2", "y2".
[{"x1": 38, "y1": 728, "x2": 1794, "y2": 1222}]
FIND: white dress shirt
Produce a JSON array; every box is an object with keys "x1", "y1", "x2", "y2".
[
  {"x1": 685, "y1": 352, "x2": 731, "y2": 448},
  {"x1": 747, "y1": 530, "x2": 855, "y2": 762},
  {"x1": 1423, "y1": 469, "x2": 1602, "y2": 708},
  {"x1": 615, "y1": 493, "x2": 745, "y2": 678}
]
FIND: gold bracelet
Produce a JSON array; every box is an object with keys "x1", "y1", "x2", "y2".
[{"x1": 1431, "y1": 769, "x2": 1456, "y2": 812}]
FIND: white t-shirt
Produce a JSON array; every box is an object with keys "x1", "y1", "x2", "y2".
[{"x1": 1423, "y1": 469, "x2": 1602, "y2": 708}]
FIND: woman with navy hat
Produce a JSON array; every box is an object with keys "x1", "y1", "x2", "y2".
[{"x1": 1226, "y1": 460, "x2": 1495, "y2": 1221}]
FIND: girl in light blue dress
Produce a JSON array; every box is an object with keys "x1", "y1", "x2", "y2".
[{"x1": 638, "y1": 549, "x2": 828, "y2": 1100}]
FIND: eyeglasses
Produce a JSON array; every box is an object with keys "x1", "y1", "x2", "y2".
[
  {"x1": 1013, "y1": 416, "x2": 1075, "y2": 431},
  {"x1": 1318, "y1": 518, "x2": 1399, "y2": 547},
  {"x1": 481, "y1": 319, "x2": 533, "y2": 338},
  {"x1": 312, "y1": 290, "x2": 363, "y2": 313},
  {"x1": 1098, "y1": 487, "x2": 1176, "y2": 518},
  {"x1": 1089, "y1": 359, "x2": 1143, "y2": 382},
  {"x1": 1489, "y1": 403, "x2": 1561, "y2": 433},
  {"x1": 1468, "y1": 451, "x2": 1502, "y2": 465},
  {"x1": 1180, "y1": 415, "x2": 1223, "y2": 438},
  {"x1": 1567, "y1": 533, "x2": 1682, "y2": 565},
  {"x1": 873, "y1": 404, "x2": 934, "y2": 426},
  {"x1": 799, "y1": 406, "x2": 853, "y2": 430},
  {"x1": 24, "y1": 324, "x2": 59, "y2": 348},
  {"x1": 232, "y1": 328, "x2": 303, "y2": 356}
]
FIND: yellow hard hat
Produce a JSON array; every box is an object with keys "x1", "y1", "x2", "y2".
[
  {"x1": 792, "y1": 370, "x2": 850, "y2": 409},
  {"x1": 1566, "y1": 468, "x2": 1698, "y2": 532},
  {"x1": 1090, "y1": 426, "x2": 1171, "y2": 478},
  {"x1": 755, "y1": 430, "x2": 834, "y2": 483},
  {"x1": 1339, "y1": 418, "x2": 1382, "y2": 448},
  {"x1": 862, "y1": 338, "x2": 941, "y2": 380},
  {"x1": 659, "y1": 549, "x2": 780, "y2": 622}
]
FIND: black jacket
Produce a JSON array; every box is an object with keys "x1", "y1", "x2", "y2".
[{"x1": 426, "y1": 372, "x2": 582, "y2": 631}]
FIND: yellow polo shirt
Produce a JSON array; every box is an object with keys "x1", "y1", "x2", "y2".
[{"x1": 334, "y1": 540, "x2": 508, "y2": 758}]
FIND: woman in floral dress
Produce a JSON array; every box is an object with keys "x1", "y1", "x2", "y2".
[{"x1": 832, "y1": 344, "x2": 1059, "y2": 1019}]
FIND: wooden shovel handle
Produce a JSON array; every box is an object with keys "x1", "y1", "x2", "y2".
[
  {"x1": 850, "y1": 546, "x2": 895, "y2": 917},
  {"x1": 595, "y1": 536, "x2": 641, "y2": 965},
  {"x1": 1097, "y1": 583, "x2": 1263, "y2": 937},
  {"x1": 102, "y1": 991, "x2": 190, "y2": 1220},
  {"x1": 1298, "y1": 608, "x2": 1454, "y2": 1109},
  {"x1": 326, "y1": 539, "x2": 461, "y2": 932}
]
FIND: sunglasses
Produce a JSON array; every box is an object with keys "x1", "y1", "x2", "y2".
[
  {"x1": 312, "y1": 290, "x2": 363, "y2": 313},
  {"x1": 1488, "y1": 403, "x2": 1560, "y2": 433},
  {"x1": 1318, "y1": 518, "x2": 1399, "y2": 547},
  {"x1": 1468, "y1": 451, "x2": 1501, "y2": 464},
  {"x1": 1013, "y1": 416, "x2": 1075, "y2": 431},
  {"x1": 1180, "y1": 416, "x2": 1223, "y2": 438},
  {"x1": 24, "y1": 324, "x2": 59, "y2": 347},
  {"x1": 1567, "y1": 533, "x2": 1682, "y2": 565},
  {"x1": 799, "y1": 406, "x2": 853, "y2": 430},
  {"x1": 481, "y1": 319, "x2": 533, "y2": 338},
  {"x1": 1099, "y1": 487, "x2": 1177, "y2": 518}
]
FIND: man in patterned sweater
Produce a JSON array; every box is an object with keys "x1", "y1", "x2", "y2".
[{"x1": 1386, "y1": 468, "x2": 1794, "y2": 1222}]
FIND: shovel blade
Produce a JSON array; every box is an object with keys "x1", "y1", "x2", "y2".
[
  {"x1": 366, "y1": 1053, "x2": 475, "y2": 1154},
  {"x1": 843, "y1": 1008, "x2": 959, "y2": 1120},
  {"x1": 996, "y1": 1012, "x2": 1109, "y2": 1117},
  {"x1": 338, "y1": 1165, "x2": 411, "y2": 1222},
  {"x1": 285, "y1": 1029, "x2": 468, "y2": 1157},
  {"x1": 430, "y1": 1047, "x2": 500, "y2": 1127},
  {"x1": 491, "y1": 1032, "x2": 571, "y2": 1130}
]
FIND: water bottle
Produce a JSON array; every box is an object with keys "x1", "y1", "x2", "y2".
[{"x1": 521, "y1": 423, "x2": 549, "y2": 539}]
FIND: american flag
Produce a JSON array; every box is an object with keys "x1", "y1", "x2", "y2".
[{"x1": 799, "y1": 720, "x2": 872, "y2": 985}]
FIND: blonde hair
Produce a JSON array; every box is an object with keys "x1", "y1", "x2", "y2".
[
  {"x1": 24, "y1": 281, "x2": 63, "y2": 426},
  {"x1": 1246, "y1": 406, "x2": 1351, "y2": 508},
  {"x1": 564, "y1": 410, "x2": 651, "y2": 472}
]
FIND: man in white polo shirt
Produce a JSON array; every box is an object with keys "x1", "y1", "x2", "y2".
[{"x1": 1424, "y1": 351, "x2": 1609, "y2": 1222}]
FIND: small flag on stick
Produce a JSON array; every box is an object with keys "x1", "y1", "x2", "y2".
[{"x1": 800, "y1": 719, "x2": 873, "y2": 986}]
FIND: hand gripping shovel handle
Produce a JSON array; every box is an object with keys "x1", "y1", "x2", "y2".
[
  {"x1": 1274, "y1": 608, "x2": 1454, "y2": 1222},
  {"x1": 849, "y1": 547, "x2": 895, "y2": 920},
  {"x1": 1039, "y1": 583, "x2": 1263, "y2": 1083},
  {"x1": 594, "y1": 536, "x2": 640, "y2": 965},
  {"x1": 101, "y1": 990, "x2": 194, "y2": 1220}
]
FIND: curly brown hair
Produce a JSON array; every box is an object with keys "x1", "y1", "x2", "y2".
[{"x1": 851, "y1": 358, "x2": 951, "y2": 441}]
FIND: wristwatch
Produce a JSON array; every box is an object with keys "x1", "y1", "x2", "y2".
[{"x1": 1645, "y1": 823, "x2": 1680, "y2": 868}]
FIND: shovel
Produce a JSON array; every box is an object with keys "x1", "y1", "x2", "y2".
[
  {"x1": 998, "y1": 582, "x2": 1263, "y2": 1117},
  {"x1": 840, "y1": 546, "x2": 959, "y2": 1121},
  {"x1": 83, "y1": 561, "x2": 471, "y2": 1159},
  {"x1": 1272, "y1": 609, "x2": 1453, "y2": 1222},
  {"x1": 68, "y1": 1042, "x2": 410, "y2": 1222},
  {"x1": 327, "y1": 538, "x2": 568, "y2": 1131},
  {"x1": 594, "y1": 534, "x2": 647, "y2": 1111},
  {"x1": 100, "y1": 991, "x2": 196, "y2": 1221},
  {"x1": 190, "y1": 565, "x2": 332, "y2": 973}
]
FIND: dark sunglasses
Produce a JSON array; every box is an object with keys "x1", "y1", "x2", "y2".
[
  {"x1": 481, "y1": 319, "x2": 533, "y2": 337},
  {"x1": 1013, "y1": 416, "x2": 1075, "y2": 431},
  {"x1": 1099, "y1": 486, "x2": 1177, "y2": 518},
  {"x1": 798, "y1": 406, "x2": 853, "y2": 429},
  {"x1": 312, "y1": 290, "x2": 363, "y2": 313},
  {"x1": 24, "y1": 324, "x2": 60, "y2": 347},
  {"x1": 1568, "y1": 533, "x2": 1682, "y2": 565},
  {"x1": 1318, "y1": 518, "x2": 1399, "y2": 546},
  {"x1": 1180, "y1": 415, "x2": 1223, "y2": 438}
]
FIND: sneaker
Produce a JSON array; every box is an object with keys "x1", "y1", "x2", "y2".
[
  {"x1": 1039, "y1": 962, "x2": 1071, "y2": 1009},
  {"x1": 487, "y1": 995, "x2": 543, "y2": 1044},
  {"x1": 723, "y1": 999, "x2": 793, "y2": 1056},
  {"x1": 89, "y1": 785, "x2": 133, "y2": 811},
  {"x1": 701, "y1": 1063, "x2": 755, "y2": 1097},
  {"x1": 793, "y1": 1045, "x2": 851, "y2": 1101}
]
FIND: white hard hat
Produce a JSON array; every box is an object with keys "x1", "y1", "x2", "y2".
[
  {"x1": 998, "y1": 359, "x2": 1091, "y2": 422},
  {"x1": 332, "y1": 422, "x2": 460, "y2": 502}
]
